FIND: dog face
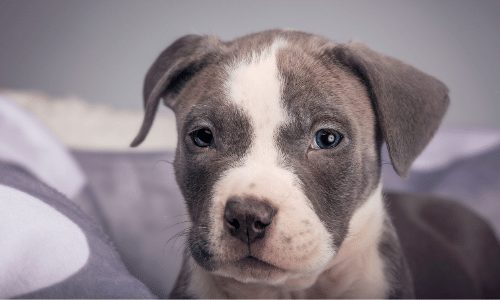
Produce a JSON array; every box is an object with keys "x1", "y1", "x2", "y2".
[
  {"x1": 174, "y1": 38, "x2": 380, "y2": 285},
  {"x1": 132, "y1": 30, "x2": 448, "y2": 287}
]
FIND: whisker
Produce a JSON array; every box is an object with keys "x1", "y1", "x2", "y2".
[
  {"x1": 161, "y1": 220, "x2": 191, "y2": 231},
  {"x1": 164, "y1": 228, "x2": 190, "y2": 253},
  {"x1": 155, "y1": 159, "x2": 174, "y2": 166},
  {"x1": 163, "y1": 213, "x2": 190, "y2": 220}
]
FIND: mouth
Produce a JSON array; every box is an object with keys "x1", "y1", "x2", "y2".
[
  {"x1": 233, "y1": 255, "x2": 284, "y2": 272},
  {"x1": 211, "y1": 255, "x2": 289, "y2": 284}
]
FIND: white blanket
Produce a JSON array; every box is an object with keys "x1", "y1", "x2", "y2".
[{"x1": 0, "y1": 96, "x2": 85, "y2": 198}]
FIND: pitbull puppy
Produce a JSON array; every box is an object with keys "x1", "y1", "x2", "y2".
[{"x1": 131, "y1": 30, "x2": 500, "y2": 298}]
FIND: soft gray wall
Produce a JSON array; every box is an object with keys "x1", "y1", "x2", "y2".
[{"x1": 1, "y1": 0, "x2": 499, "y2": 128}]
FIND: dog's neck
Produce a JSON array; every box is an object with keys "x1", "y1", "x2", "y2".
[{"x1": 185, "y1": 184, "x2": 394, "y2": 298}]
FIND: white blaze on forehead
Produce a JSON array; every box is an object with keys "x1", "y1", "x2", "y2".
[{"x1": 225, "y1": 39, "x2": 288, "y2": 165}]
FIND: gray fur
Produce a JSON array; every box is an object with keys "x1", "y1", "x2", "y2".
[
  {"x1": 178, "y1": 102, "x2": 253, "y2": 270},
  {"x1": 386, "y1": 192, "x2": 500, "y2": 298},
  {"x1": 131, "y1": 34, "x2": 224, "y2": 147},
  {"x1": 332, "y1": 44, "x2": 449, "y2": 176}
]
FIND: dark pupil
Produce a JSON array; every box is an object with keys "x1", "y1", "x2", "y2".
[
  {"x1": 193, "y1": 128, "x2": 213, "y2": 147},
  {"x1": 316, "y1": 129, "x2": 341, "y2": 149}
]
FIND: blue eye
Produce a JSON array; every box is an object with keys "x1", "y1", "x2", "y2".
[
  {"x1": 313, "y1": 129, "x2": 343, "y2": 149},
  {"x1": 191, "y1": 128, "x2": 214, "y2": 147}
]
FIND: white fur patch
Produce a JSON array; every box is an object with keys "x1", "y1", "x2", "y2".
[
  {"x1": 203, "y1": 40, "x2": 334, "y2": 284},
  {"x1": 307, "y1": 183, "x2": 388, "y2": 298},
  {"x1": 0, "y1": 185, "x2": 90, "y2": 298},
  {"x1": 226, "y1": 39, "x2": 288, "y2": 168}
]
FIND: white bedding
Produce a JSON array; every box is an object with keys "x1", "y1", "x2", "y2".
[
  {"x1": 1, "y1": 90, "x2": 177, "y2": 150},
  {"x1": 0, "y1": 96, "x2": 85, "y2": 198}
]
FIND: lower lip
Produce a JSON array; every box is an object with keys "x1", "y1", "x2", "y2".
[{"x1": 236, "y1": 256, "x2": 283, "y2": 271}]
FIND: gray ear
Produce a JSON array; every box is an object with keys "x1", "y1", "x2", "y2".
[
  {"x1": 130, "y1": 35, "x2": 222, "y2": 147},
  {"x1": 333, "y1": 43, "x2": 449, "y2": 177}
]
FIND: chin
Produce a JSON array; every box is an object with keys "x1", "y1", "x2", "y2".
[
  {"x1": 213, "y1": 257, "x2": 289, "y2": 285},
  {"x1": 210, "y1": 254, "x2": 332, "y2": 290}
]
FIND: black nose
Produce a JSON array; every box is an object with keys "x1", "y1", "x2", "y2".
[{"x1": 224, "y1": 196, "x2": 276, "y2": 244}]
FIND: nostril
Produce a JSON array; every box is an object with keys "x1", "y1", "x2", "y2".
[
  {"x1": 253, "y1": 220, "x2": 269, "y2": 232},
  {"x1": 227, "y1": 218, "x2": 240, "y2": 230}
]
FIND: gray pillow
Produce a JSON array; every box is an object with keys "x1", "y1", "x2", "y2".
[
  {"x1": 72, "y1": 151, "x2": 185, "y2": 298},
  {"x1": 0, "y1": 161, "x2": 156, "y2": 298}
]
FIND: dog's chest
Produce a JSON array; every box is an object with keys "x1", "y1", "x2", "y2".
[{"x1": 297, "y1": 249, "x2": 388, "y2": 298}]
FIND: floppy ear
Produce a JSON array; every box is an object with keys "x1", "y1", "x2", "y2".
[
  {"x1": 130, "y1": 35, "x2": 222, "y2": 147},
  {"x1": 333, "y1": 43, "x2": 449, "y2": 177}
]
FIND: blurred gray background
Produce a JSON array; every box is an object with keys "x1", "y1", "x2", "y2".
[{"x1": 0, "y1": 0, "x2": 499, "y2": 128}]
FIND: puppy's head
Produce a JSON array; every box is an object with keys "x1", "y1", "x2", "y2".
[{"x1": 132, "y1": 30, "x2": 448, "y2": 286}]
